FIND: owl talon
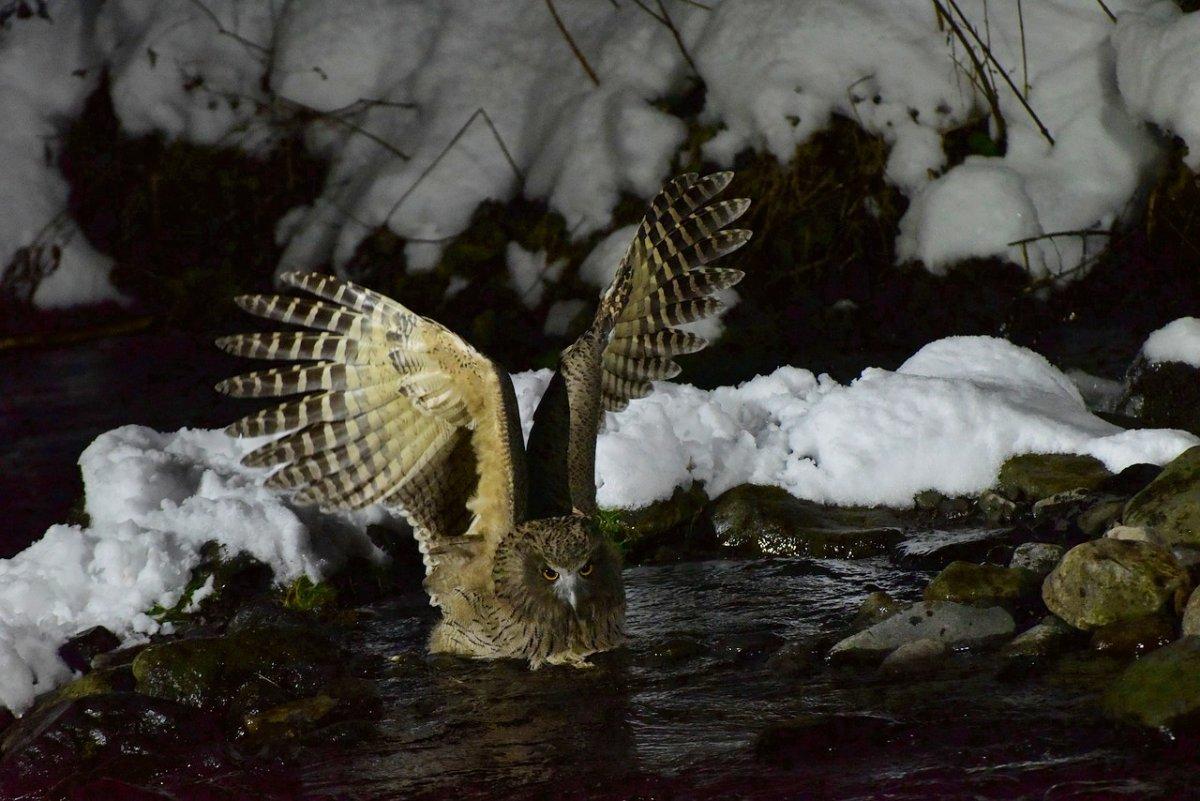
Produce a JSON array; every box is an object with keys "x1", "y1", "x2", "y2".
[{"x1": 544, "y1": 652, "x2": 594, "y2": 669}]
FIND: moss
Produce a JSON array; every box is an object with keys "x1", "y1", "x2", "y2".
[
  {"x1": 281, "y1": 576, "x2": 338, "y2": 612},
  {"x1": 146, "y1": 542, "x2": 272, "y2": 626}
]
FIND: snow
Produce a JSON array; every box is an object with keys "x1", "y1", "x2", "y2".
[
  {"x1": 505, "y1": 243, "x2": 563, "y2": 309},
  {"x1": 9, "y1": 0, "x2": 1200, "y2": 307},
  {"x1": 1114, "y1": 3, "x2": 1200, "y2": 169},
  {"x1": 1142, "y1": 317, "x2": 1200, "y2": 367},
  {"x1": 0, "y1": 425, "x2": 385, "y2": 715},
  {"x1": 3, "y1": 335, "x2": 1195, "y2": 715}
]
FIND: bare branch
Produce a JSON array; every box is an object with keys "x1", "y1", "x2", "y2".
[
  {"x1": 544, "y1": 0, "x2": 601, "y2": 87},
  {"x1": 184, "y1": 0, "x2": 270, "y2": 57}
]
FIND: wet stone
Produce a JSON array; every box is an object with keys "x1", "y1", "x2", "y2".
[
  {"x1": 243, "y1": 695, "x2": 338, "y2": 741},
  {"x1": 1002, "y1": 616, "x2": 1082, "y2": 660},
  {"x1": 1031, "y1": 489, "x2": 1094, "y2": 521},
  {"x1": 1009, "y1": 542, "x2": 1065, "y2": 577},
  {"x1": 1182, "y1": 587, "x2": 1200, "y2": 637},
  {"x1": 1090, "y1": 613, "x2": 1175, "y2": 657},
  {"x1": 848, "y1": 590, "x2": 906, "y2": 632},
  {"x1": 1125, "y1": 446, "x2": 1200, "y2": 547},
  {"x1": 878, "y1": 637, "x2": 949, "y2": 678},
  {"x1": 1077, "y1": 498, "x2": 1126, "y2": 538},
  {"x1": 1120, "y1": 359, "x2": 1200, "y2": 438},
  {"x1": 53, "y1": 666, "x2": 136, "y2": 701},
  {"x1": 709, "y1": 484, "x2": 906, "y2": 558},
  {"x1": 765, "y1": 638, "x2": 824, "y2": 677},
  {"x1": 1042, "y1": 538, "x2": 1190, "y2": 630},
  {"x1": 1098, "y1": 462, "x2": 1163, "y2": 496},
  {"x1": 892, "y1": 527, "x2": 1013, "y2": 569},
  {"x1": 830, "y1": 602, "x2": 1015, "y2": 662},
  {"x1": 57, "y1": 626, "x2": 121, "y2": 673},
  {"x1": 923, "y1": 561, "x2": 1041, "y2": 608},
  {"x1": 1102, "y1": 636, "x2": 1200, "y2": 730},
  {"x1": 996, "y1": 453, "x2": 1112, "y2": 502},
  {"x1": 978, "y1": 490, "x2": 1018, "y2": 525}
]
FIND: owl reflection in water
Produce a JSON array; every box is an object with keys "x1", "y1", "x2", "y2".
[{"x1": 216, "y1": 172, "x2": 751, "y2": 667}]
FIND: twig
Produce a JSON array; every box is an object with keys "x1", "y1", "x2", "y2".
[
  {"x1": 385, "y1": 108, "x2": 523, "y2": 226},
  {"x1": 184, "y1": 0, "x2": 270, "y2": 57},
  {"x1": 544, "y1": 0, "x2": 601, "y2": 86},
  {"x1": 631, "y1": 0, "x2": 699, "y2": 75},
  {"x1": 930, "y1": 0, "x2": 1007, "y2": 151},
  {"x1": 944, "y1": 0, "x2": 1056, "y2": 146},
  {"x1": 1007, "y1": 228, "x2": 1111, "y2": 247},
  {"x1": 1017, "y1": 0, "x2": 1029, "y2": 97},
  {"x1": 1093, "y1": 0, "x2": 1117, "y2": 23}
]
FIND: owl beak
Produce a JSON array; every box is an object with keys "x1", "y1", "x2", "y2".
[{"x1": 554, "y1": 572, "x2": 582, "y2": 612}]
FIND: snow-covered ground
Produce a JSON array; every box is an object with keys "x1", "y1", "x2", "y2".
[
  {"x1": 4, "y1": 1, "x2": 1200, "y2": 308},
  {"x1": 2, "y1": 335, "x2": 1196, "y2": 715}
]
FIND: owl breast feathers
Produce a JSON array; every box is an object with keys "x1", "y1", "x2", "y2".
[{"x1": 216, "y1": 172, "x2": 751, "y2": 668}]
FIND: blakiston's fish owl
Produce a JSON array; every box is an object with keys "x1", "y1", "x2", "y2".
[{"x1": 216, "y1": 172, "x2": 751, "y2": 668}]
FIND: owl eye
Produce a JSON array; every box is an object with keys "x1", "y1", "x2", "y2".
[
  {"x1": 579, "y1": 562, "x2": 594, "y2": 577},
  {"x1": 541, "y1": 567, "x2": 559, "y2": 581}
]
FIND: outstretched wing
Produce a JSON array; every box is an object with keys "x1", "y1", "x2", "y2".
[
  {"x1": 525, "y1": 172, "x2": 751, "y2": 518},
  {"x1": 216, "y1": 272, "x2": 527, "y2": 596}
]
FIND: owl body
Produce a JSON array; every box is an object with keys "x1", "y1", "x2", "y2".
[{"x1": 217, "y1": 172, "x2": 750, "y2": 668}]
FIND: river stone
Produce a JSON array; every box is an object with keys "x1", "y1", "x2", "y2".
[
  {"x1": 1098, "y1": 462, "x2": 1163, "y2": 497},
  {"x1": 1042, "y1": 539, "x2": 1190, "y2": 630},
  {"x1": 923, "y1": 561, "x2": 1040, "y2": 607},
  {"x1": 1009, "y1": 542, "x2": 1064, "y2": 577},
  {"x1": 1106, "y1": 525, "x2": 1152, "y2": 542},
  {"x1": 57, "y1": 626, "x2": 120, "y2": 673},
  {"x1": 1077, "y1": 498, "x2": 1126, "y2": 538},
  {"x1": 978, "y1": 490, "x2": 1017, "y2": 525},
  {"x1": 1102, "y1": 636, "x2": 1200, "y2": 730},
  {"x1": 829, "y1": 602, "x2": 1014, "y2": 661},
  {"x1": 1002, "y1": 615, "x2": 1081, "y2": 659},
  {"x1": 1125, "y1": 446, "x2": 1200, "y2": 547},
  {"x1": 848, "y1": 591, "x2": 906, "y2": 632},
  {"x1": 709, "y1": 484, "x2": 906, "y2": 558},
  {"x1": 996, "y1": 453, "x2": 1112, "y2": 502},
  {"x1": 1120, "y1": 359, "x2": 1200, "y2": 437},
  {"x1": 878, "y1": 638, "x2": 949, "y2": 677},
  {"x1": 132, "y1": 625, "x2": 346, "y2": 709},
  {"x1": 243, "y1": 694, "x2": 338, "y2": 741},
  {"x1": 1090, "y1": 613, "x2": 1174, "y2": 656},
  {"x1": 1183, "y1": 588, "x2": 1200, "y2": 637}
]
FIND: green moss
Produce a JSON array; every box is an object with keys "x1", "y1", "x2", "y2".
[
  {"x1": 281, "y1": 576, "x2": 338, "y2": 611},
  {"x1": 146, "y1": 542, "x2": 271, "y2": 625}
]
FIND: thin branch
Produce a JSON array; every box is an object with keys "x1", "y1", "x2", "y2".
[
  {"x1": 931, "y1": 0, "x2": 1007, "y2": 150},
  {"x1": 630, "y1": 0, "x2": 699, "y2": 75},
  {"x1": 544, "y1": 0, "x2": 601, "y2": 87},
  {"x1": 944, "y1": 0, "x2": 1055, "y2": 146},
  {"x1": 1007, "y1": 228, "x2": 1111, "y2": 247},
  {"x1": 1017, "y1": 0, "x2": 1029, "y2": 96},
  {"x1": 385, "y1": 108, "x2": 523, "y2": 226},
  {"x1": 1093, "y1": 0, "x2": 1117, "y2": 23},
  {"x1": 184, "y1": 0, "x2": 270, "y2": 57}
]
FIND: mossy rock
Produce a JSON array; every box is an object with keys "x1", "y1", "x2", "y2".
[
  {"x1": 995, "y1": 454, "x2": 1112, "y2": 502},
  {"x1": 1124, "y1": 446, "x2": 1200, "y2": 546},
  {"x1": 1002, "y1": 616, "x2": 1082, "y2": 660},
  {"x1": 242, "y1": 694, "x2": 337, "y2": 742},
  {"x1": 1120, "y1": 359, "x2": 1200, "y2": 437},
  {"x1": 1090, "y1": 613, "x2": 1175, "y2": 656},
  {"x1": 1042, "y1": 538, "x2": 1190, "y2": 630},
  {"x1": 612, "y1": 484, "x2": 709, "y2": 543},
  {"x1": 132, "y1": 625, "x2": 345, "y2": 709},
  {"x1": 51, "y1": 667, "x2": 134, "y2": 702},
  {"x1": 1102, "y1": 636, "x2": 1200, "y2": 730},
  {"x1": 709, "y1": 484, "x2": 907, "y2": 558},
  {"x1": 923, "y1": 561, "x2": 1041, "y2": 608}
]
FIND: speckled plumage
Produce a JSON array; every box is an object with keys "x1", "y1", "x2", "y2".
[{"x1": 216, "y1": 172, "x2": 749, "y2": 668}]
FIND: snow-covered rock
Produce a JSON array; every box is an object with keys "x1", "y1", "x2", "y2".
[{"x1": 1141, "y1": 317, "x2": 1200, "y2": 367}]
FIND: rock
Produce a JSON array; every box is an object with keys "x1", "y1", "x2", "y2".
[
  {"x1": 1183, "y1": 588, "x2": 1200, "y2": 637},
  {"x1": 1125, "y1": 446, "x2": 1200, "y2": 547},
  {"x1": 923, "y1": 561, "x2": 1041, "y2": 608},
  {"x1": 1120, "y1": 359, "x2": 1200, "y2": 437},
  {"x1": 996, "y1": 453, "x2": 1112, "y2": 502},
  {"x1": 132, "y1": 625, "x2": 347, "y2": 710},
  {"x1": 1002, "y1": 616, "x2": 1082, "y2": 659},
  {"x1": 913, "y1": 489, "x2": 945, "y2": 510},
  {"x1": 0, "y1": 694, "x2": 220, "y2": 794},
  {"x1": 52, "y1": 666, "x2": 135, "y2": 701},
  {"x1": 709, "y1": 484, "x2": 906, "y2": 558},
  {"x1": 1009, "y1": 542, "x2": 1064, "y2": 577},
  {"x1": 243, "y1": 694, "x2": 337, "y2": 741},
  {"x1": 764, "y1": 639, "x2": 824, "y2": 677},
  {"x1": 1102, "y1": 636, "x2": 1200, "y2": 730},
  {"x1": 829, "y1": 602, "x2": 1014, "y2": 662},
  {"x1": 615, "y1": 484, "x2": 711, "y2": 559},
  {"x1": 1042, "y1": 539, "x2": 1190, "y2": 630},
  {"x1": 892, "y1": 527, "x2": 1013, "y2": 569},
  {"x1": 978, "y1": 491, "x2": 1017, "y2": 525},
  {"x1": 753, "y1": 714, "x2": 905, "y2": 766},
  {"x1": 848, "y1": 591, "x2": 906, "y2": 632},
  {"x1": 878, "y1": 638, "x2": 949, "y2": 677},
  {"x1": 1077, "y1": 498, "x2": 1126, "y2": 538},
  {"x1": 1090, "y1": 613, "x2": 1175, "y2": 656},
  {"x1": 57, "y1": 626, "x2": 120, "y2": 673},
  {"x1": 1031, "y1": 489, "x2": 1093, "y2": 520},
  {"x1": 1106, "y1": 525, "x2": 1152, "y2": 542},
  {"x1": 1098, "y1": 463, "x2": 1163, "y2": 496}
]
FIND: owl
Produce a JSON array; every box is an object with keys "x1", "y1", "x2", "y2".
[{"x1": 215, "y1": 172, "x2": 751, "y2": 668}]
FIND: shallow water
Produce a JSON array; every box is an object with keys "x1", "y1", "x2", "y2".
[{"x1": 299, "y1": 556, "x2": 1180, "y2": 801}]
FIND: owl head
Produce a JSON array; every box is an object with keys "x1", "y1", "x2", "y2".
[{"x1": 493, "y1": 515, "x2": 624, "y2": 628}]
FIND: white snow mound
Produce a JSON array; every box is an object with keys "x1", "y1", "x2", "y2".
[{"x1": 1142, "y1": 317, "x2": 1200, "y2": 367}]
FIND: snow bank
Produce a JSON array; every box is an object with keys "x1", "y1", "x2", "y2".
[
  {"x1": 0, "y1": 426, "x2": 385, "y2": 715},
  {"x1": 4, "y1": 335, "x2": 1195, "y2": 714},
  {"x1": 1142, "y1": 317, "x2": 1200, "y2": 367},
  {"x1": 1114, "y1": 3, "x2": 1200, "y2": 169},
  {"x1": 9, "y1": 0, "x2": 1200, "y2": 307}
]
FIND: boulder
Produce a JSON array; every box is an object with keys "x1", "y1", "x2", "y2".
[
  {"x1": 848, "y1": 591, "x2": 906, "y2": 632},
  {"x1": 878, "y1": 638, "x2": 949, "y2": 677},
  {"x1": 1102, "y1": 636, "x2": 1200, "y2": 730},
  {"x1": 1009, "y1": 542, "x2": 1064, "y2": 577},
  {"x1": 1076, "y1": 498, "x2": 1125, "y2": 538},
  {"x1": 1124, "y1": 446, "x2": 1200, "y2": 547},
  {"x1": 709, "y1": 484, "x2": 906, "y2": 558},
  {"x1": 1183, "y1": 587, "x2": 1200, "y2": 637},
  {"x1": 1001, "y1": 615, "x2": 1082, "y2": 660},
  {"x1": 830, "y1": 602, "x2": 1014, "y2": 662},
  {"x1": 923, "y1": 561, "x2": 1040, "y2": 607},
  {"x1": 1042, "y1": 539, "x2": 1190, "y2": 630},
  {"x1": 56, "y1": 626, "x2": 120, "y2": 673},
  {"x1": 1119, "y1": 359, "x2": 1200, "y2": 437},
  {"x1": 995, "y1": 453, "x2": 1112, "y2": 502},
  {"x1": 1090, "y1": 613, "x2": 1174, "y2": 656},
  {"x1": 978, "y1": 490, "x2": 1017, "y2": 525},
  {"x1": 892, "y1": 527, "x2": 1012, "y2": 569}
]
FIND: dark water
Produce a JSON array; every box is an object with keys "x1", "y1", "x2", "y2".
[{"x1": 2, "y1": 334, "x2": 1189, "y2": 800}]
